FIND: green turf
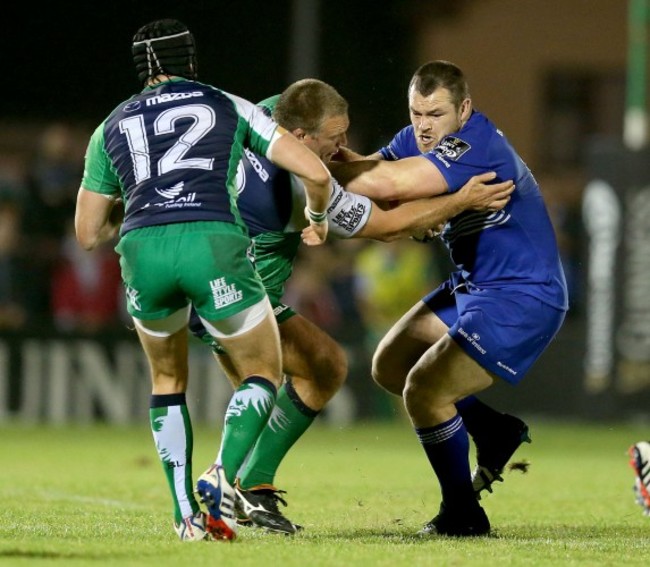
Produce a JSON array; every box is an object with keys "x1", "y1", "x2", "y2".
[{"x1": 1, "y1": 419, "x2": 648, "y2": 566}]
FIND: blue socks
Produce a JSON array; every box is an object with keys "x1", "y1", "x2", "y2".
[{"x1": 415, "y1": 414, "x2": 477, "y2": 509}]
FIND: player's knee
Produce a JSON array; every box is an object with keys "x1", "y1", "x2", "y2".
[
  {"x1": 402, "y1": 381, "x2": 416, "y2": 412},
  {"x1": 311, "y1": 340, "x2": 348, "y2": 395},
  {"x1": 371, "y1": 336, "x2": 396, "y2": 380},
  {"x1": 370, "y1": 349, "x2": 386, "y2": 386},
  {"x1": 403, "y1": 372, "x2": 430, "y2": 415},
  {"x1": 371, "y1": 347, "x2": 401, "y2": 394},
  {"x1": 327, "y1": 342, "x2": 349, "y2": 390},
  {"x1": 403, "y1": 364, "x2": 451, "y2": 419},
  {"x1": 335, "y1": 348, "x2": 349, "y2": 385}
]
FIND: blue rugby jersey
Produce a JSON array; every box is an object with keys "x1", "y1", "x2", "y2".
[
  {"x1": 82, "y1": 78, "x2": 279, "y2": 235},
  {"x1": 379, "y1": 110, "x2": 568, "y2": 310}
]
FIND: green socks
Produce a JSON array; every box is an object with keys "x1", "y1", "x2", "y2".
[
  {"x1": 218, "y1": 376, "x2": 277, "y2": 485},
  {"x1": 238, "y1": 378, "x2": 318, "y2": 489}
]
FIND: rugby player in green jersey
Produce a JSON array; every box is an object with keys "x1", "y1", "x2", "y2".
[
  {"x1": 74, "y1": 20, "x2": 333, "y2": 542},
  {"x1": 191, "y1": 79, "x2": 514, "y2": 534}
]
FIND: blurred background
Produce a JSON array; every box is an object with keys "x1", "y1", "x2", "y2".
[{"x1": 0, "y1": 0, "x2": 648, "y2": 425}]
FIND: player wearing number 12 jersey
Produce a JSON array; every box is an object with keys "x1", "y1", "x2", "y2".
[{"x1": 74, "y1": 18, "x2": 332, "y2": 542}]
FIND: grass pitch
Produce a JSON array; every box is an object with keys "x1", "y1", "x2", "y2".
[{"x1": 1, "y1": 419, "x2": 648, "y2": 566}]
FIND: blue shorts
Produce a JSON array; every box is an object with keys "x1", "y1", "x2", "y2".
[{"x1": 423, "y1": 280, "x2": 566, "y2": 384}]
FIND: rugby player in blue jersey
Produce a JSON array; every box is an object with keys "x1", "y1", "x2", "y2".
[
  {"x1": 74, "y1": 19, "x2": 334, "y2": 542},
  {"x1": 332, "y1": 60, "x2": 568, "y2": 536},
  {"x1": 191, "y1": 79, "x2": 515, "y2": 534}
]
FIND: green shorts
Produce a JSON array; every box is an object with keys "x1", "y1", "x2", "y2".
[
  {"x1": 116, "y1": 221, "x2": 266, "y2": 321},
  {"x1": 253, "y1": 231, "x2": 300, "y2": 323},
  {"x1": 195, "y1": 231, "x2": 299, "y2": 355}
]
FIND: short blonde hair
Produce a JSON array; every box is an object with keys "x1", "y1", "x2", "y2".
[{"x1": 274, "y1": 79, "x2": 348, "y2": 134}]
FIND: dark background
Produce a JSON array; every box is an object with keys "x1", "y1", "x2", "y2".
[
  {"x1": 8, "y1": 0, "x2": 419, "y2": 152},
  {"x1": 3, "y1": 1, "x2": 646, "y2": 423}
]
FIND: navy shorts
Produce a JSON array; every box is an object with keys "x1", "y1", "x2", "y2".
[{"x1": 423, "y1": 280, "x2": 566, "y2": 384}]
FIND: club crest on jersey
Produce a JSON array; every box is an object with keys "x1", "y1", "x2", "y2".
[
  {"x1": 123, "y1": 101, "x2": 142, "y2": 113},
  {"x1": 435, "y1": 137, "x2": 471, "y2": 161}
]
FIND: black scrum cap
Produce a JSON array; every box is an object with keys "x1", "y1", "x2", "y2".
[{"x1": 132, "y1": 19, "x2": 197, "y2": 84}]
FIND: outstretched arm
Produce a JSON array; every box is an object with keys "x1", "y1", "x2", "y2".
[
  {"x1": 357, "y1": 172, "x2": 513, "y2": 241},
  {"x1": 301, "y1": 172, "x2": 514, "y2": 245},
  {"x1": 330, "y1": 155, "x2": 449, "y2": 202}
]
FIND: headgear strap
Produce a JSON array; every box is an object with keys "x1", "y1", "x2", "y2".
[{"x1": 132, "y1": 30, "x2": 197, "y2": 83}]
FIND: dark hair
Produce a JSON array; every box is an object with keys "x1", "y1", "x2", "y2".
[
  {"x1": 132, "y1": 19, "x2": 197, "y2": 84},
  {"x1": 409, "y1": 61, "x2": 470, "y2": 109},
  {"x1": 274, "y1": 79, "x2": 348, "y2": 134}
]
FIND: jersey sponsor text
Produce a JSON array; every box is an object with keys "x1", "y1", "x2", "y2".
[
  {"x1": 332, "y1": 203, "x2": 367, "y2": 233},
  {"x1": 210, "y1": 277, "x2": 243, "y2": 309},
  {"x1": 244, "y1": 148, "x2": 270, "y2": 182},
  {"x1": 145, "y1": 91, "x2": 205, "y2": 106},
  {"x1": 457, "y1": 327, "x2": 486, "y2": 355}
]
